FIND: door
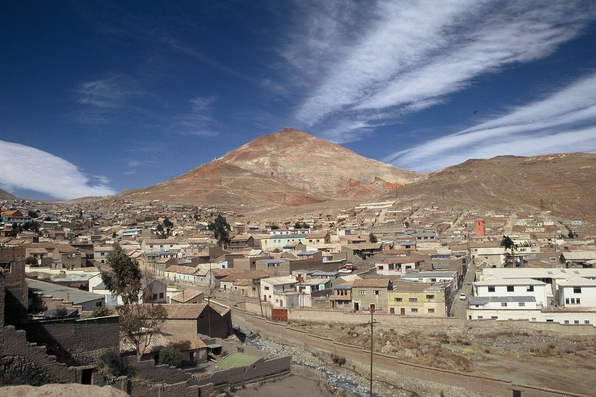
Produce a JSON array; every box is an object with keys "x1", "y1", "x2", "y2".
[
  {"x1": 400, "y1": 308, "x2": 405, "y2": 315},
  {"x1": 390, "y1": 308, "x2": 395, "y2": 314}
]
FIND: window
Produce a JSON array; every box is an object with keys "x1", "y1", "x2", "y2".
[
  {"x1": 159, "y1": 293, "x2": 164, "y2": 299},
  {"x1": 550, "y1": 257, "x2": 557, "y2": 262},
  {"x1": 527, "y1": 285, "x2": 534, "y2": 292},
  {"x1": 359, "y1": 290, "x2": 366, "y2": 295},
  {"x1": 531, "y1": 318, "x2": 537, "y2": 322},
  {"x1": 577, "y1": 298, "x2": 581, "y2": 304},
  {"x1": 153, "y1": 293, "x2": 158, "y2": 300},
  {"x1": 411, "y1": 308, "x2": 418, "y2": 313},
  {"x1": 501, "y1": 302, "x2": 508, "y2": 307},
  {"x1": 477, "y1": 316, "x2": 483, "y2": 319},
  {"x1": 409, "y1": 298, "x2": 418, "y2": 303},
  {"x1": 566, "y1": 298, "x2": 570, "y2": 304},
  {"x1": 564, "y1": 320, "x2": 569, "y2": 324},
  {"x1": 574, "y1": 287, "x2": 582, "y2": 294},
  {"x1": 426, "y1": 295, "x2": 435, "y2": 300},
  {"x1": 507, "y1": 286, "x2": 514, "y2": 292},
  {"x1": 488, "y1": 286, "x2": 495, "y2": 292},
  {"x1": 373, "y1": 290, "x2": 380, "y2": 295},
  {"x1": 394, "y1": 297, "x2": 402, "y2": 302},
  {"x1": 518, "y1": 302, "x2": 525, "y2": 307},
  {"x1": 264, "y1": 286, "x2": 270, "y2": 290},
  {"x1": 585, "y1": 320, "x2": 590, "y2": 324},
  {"x1": 574, "y1": 320, "x2": 580, "y2": 324},
  {"x1": 428, "y1": 308, "x2": 435, "y2": 313}
]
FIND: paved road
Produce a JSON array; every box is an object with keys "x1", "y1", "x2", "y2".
[{"x1": 451, "y1": 259, "x2": 476, "y2": 318}]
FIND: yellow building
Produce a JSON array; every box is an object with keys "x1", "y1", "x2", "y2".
[{"x1": 387, "y1": 281, "x2": 447, "y2": 317}]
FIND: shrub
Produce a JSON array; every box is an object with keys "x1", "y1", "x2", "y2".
[
  {"x1": 54, "y1": 306, "x2": 68, "y2": 319},
  {"x1": 91, "y1": 306, "x2": 112, "y2": 317},
  {"x1": 100, "y1": 349, "x2": 122, "y2": 376},
  {"x1": 25, "y1": 256, "x2": 38, "y2": 265},
  {"x1": 158, "y1": 347, "x2": 184, "y2": 368}
]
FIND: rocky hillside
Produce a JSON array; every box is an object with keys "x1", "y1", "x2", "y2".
[
  {"x1": 0, "y1": 188, "x2": 17, "y2": 200},
  {"x1": 120, "y1": 128, "x2": 422, "y2": 208},
  {"x1": 220, "y1": 128, "x2": 422, "y2": 199},
  {"x1": 379, "y1": 153, "x2": 596, "y2": 219}
]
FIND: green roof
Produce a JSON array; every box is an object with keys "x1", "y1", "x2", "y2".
[{"x1": 218, "y1": 352, "x2": 261, "y2": 369}]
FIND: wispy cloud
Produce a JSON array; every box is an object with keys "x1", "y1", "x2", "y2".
[
  {"x1": 385, "y1": 72, "x2": 596, "y2": 171},
  {"x1": 282, "y1": 0, "x2": 596, "y2": 141},
  {"x1": 170, "y1": 96, "x2": 219, "y2": 137},
  {"x1": 0, "y1": 140, "x2": 116, "y2": 199},
  {"x1": 74, "y1": 74, "x2": 146, "y2": 124}
]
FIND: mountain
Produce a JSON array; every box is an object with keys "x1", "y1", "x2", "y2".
[
  {"x1": 120, "y1": 160, "x2": 328, "y2": 208},
  {"x1": 121, "y1": 128, "x2": 422, "y2": 207},
  {"x1": 0, "y1": 188, "x2": 17, "y2": 200},
  {"x1": 220, "y1": 128, "x2": 422, "y2": 199},
  {"x1": 378, "y1": 153, "x2": 596, "y2": 219}
]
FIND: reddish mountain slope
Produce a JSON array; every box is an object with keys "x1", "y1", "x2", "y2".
[
  {"x1": 120, "y1": 128, "x2": 422, "y2": 208},
  {"x1": 220, "y1": 128, "x2": 422, "y2": 199}
]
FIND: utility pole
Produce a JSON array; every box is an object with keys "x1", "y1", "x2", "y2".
[{"x1": 365, "y1": 308, "x2": 378, "y2": 397}]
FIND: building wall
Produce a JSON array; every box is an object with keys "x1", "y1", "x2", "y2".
[
  {"x1": 0, "y1": 246, "x2": 28, "y2": 325},
  {"x1": 387, "y1": 290, "x2": 447, "y2": 317},
  {"x1": 24, "y1": 315, "x2": 120, "y2": 365},
  {"x1": 475, "y1": 284, "x2": 548, "y2": 306}
]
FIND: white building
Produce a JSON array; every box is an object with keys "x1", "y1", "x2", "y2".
[
  {"x1": 473, "y1": 278, "x2": 548, "y2": 306},
  {"x1": 260, "y1": 276, "x2": 298, "y2": 307},
  {"x1": 557, "y1": 277, "x2": 596, "y2": 308}
]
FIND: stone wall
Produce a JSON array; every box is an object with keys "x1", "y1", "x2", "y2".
[
  {"x1": 0, "y1": 246, "x2": 28, "y2": 325},
  {"x1": 24, "y1": 315, "x2": 120, "y2": 365},
  {"x1": 0, "y1": 325, "x2": 75, "y2": 384}
]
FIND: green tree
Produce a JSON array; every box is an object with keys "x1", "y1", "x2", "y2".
[
  {"x1": 100, "y1": 245, "x2": 142, "y2": 304},
  {"x1": 158, "y1": 347, "x2": 183, "y2": 367},
  {"x1": 208, "y1": 214, "x2": 231, "y2": 248},
  {"x1": 500, "y1": 235, "x2": 517, "y2": 266},
  {"x1": 25, "y1": 256, "x2": 38, "y2": 265},
  {"x1": 101, "y1": 245, "x2": 167, "y2": 362},
  {"x1": 27, "y1": 210, "x2": 38, "y2": 218},
  {"x1": 369, "y1": 233, "x2": 378, "y2": 243}
]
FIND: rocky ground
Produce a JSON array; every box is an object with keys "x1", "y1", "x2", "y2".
[{"x1": 284, "y1": 321, "x2": 596, "y2": 395}]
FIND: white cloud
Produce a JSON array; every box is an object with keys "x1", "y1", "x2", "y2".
[
  {"x1": 282, "y1": 1, "x2": 596, "y2": 141},
  {"x1": 74, "y1": 74, "x2": 146, "y2": 124},
  {"x1": 385, "y1": 72, "x2": 596, "y2": 171},
  {"x1": 172, "y1": 96, "x2": 219, "y2": 136},
  {"x1": 0, "y1": 140, "x2": 116, "y2": 199}
]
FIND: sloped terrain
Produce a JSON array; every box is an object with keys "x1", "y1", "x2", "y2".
[
  {"x1": 379, "y1": 153, "x2": 596, "y2": 219},
  {"x1": 220, "y1": 128, "x2": 422, "y2": 199},
  {"x1": 120, "y1": 161, "x2": 328, "y2": 208},
  {"x1": 120, "y1": 128, "x2": 422, "y2": 208}
]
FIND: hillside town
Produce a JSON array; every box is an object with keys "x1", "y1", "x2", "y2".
[{"x1": 1, "y1": 198, "x2": 596, "y2": 396}]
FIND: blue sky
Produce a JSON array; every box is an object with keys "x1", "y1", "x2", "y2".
[{"x1": 2, "y1": 1, "x2": 596, "y2": 200}]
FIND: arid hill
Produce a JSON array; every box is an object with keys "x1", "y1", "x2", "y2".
[
  {"x1": 120, "y1": 128, "x2": 422, "y2": 208},
  {"x1": 379, "y1": 153, "x2": 596, "y2": 220},
  {"x1": 220, "y1": 128, "x2": 422, "y2": 199},
  {"x1": 0, "y1": 188, "x2": 17, "y2": 200},
  {"x1": 120, "y1": 161, "x2": 328, "y2": 209}
]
